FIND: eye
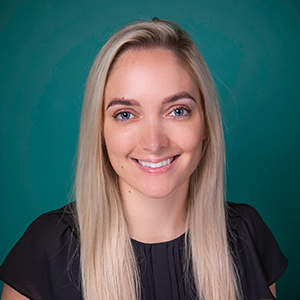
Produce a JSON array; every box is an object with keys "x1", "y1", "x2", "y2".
[
  {"x1": 113, "y1": 111, "x2": 134, "y2": 121},
  {"x1": 169, "y1": 107, "x2": 191, "y2": 118}
]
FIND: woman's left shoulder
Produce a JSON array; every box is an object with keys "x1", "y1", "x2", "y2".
[
  {"x1": 227, "y1": 201, "x2": 263, "y2": 222},
  {"x1": 226, "y1": 201, "x2": 288, "y2": 289},
  {"x1": 226, "y1": 202, "x2": 283, "y2": 244},
  {"x1": 226, "y1": 201, "x2": 281, "y2": 251}
]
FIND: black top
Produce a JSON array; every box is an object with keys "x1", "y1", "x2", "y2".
[{"x1": 0, "y1": 202, "x2": 288, "y2": 300}]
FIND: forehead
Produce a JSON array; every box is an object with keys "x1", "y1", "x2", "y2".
[
  {"x1": 109, "y1": 47, "x2": 187, "y2": 76},
  {"x1": 105, "y1": 48, "x2": 200, "y2": 103}
]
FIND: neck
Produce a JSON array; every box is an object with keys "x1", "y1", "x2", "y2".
[{"x1": 120, "y1": 181, "x2": 189, "y2": 243}]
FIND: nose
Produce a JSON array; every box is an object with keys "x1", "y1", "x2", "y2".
[{"x1": 140, "y1": 119, "x2": 169, "y2": 153}]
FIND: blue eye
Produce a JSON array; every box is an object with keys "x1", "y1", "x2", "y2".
[
  {"x1": 174, "y1": 108, "x2": 185, "y2": 116},
  {"x1": 114, "y1": 111, "x2": 134, "y2": 121},
  {"x1": 170, "y1": 107, "x2": 191, "y2": 118}
]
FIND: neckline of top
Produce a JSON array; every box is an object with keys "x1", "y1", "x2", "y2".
[{"x1": 131, "y1": 232, "x2": 186, "y2": 246}]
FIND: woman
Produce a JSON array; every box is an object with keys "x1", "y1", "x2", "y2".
[{"x1": 0, "y1": 18, "x2": 287, "y2": 300}]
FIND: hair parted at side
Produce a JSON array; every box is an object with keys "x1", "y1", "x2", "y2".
[{"x1": 75, "y1": 18, "x2": 242, "y2": 300}]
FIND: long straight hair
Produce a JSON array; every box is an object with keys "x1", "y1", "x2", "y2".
[{"x1": 75, "y1": 19, "x2": 241, "y2": 300}]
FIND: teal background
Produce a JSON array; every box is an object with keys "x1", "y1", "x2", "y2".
[{"x1": 1, "y1": 0, "x2": 299, "y2": 298}]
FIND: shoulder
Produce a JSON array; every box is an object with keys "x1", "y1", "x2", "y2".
[
  {"x1": 0, "y1": 202, "x2": 81, "y2": 300},
  {"x1": 226, "y1": 201, "x2": 288, "y2": 289},
  {"x1": 26, "y1": 202, "x2": 77, "y2": 238},
  {"x1": 14, "y1": 202, "x2": 78, "y2": 254},
  {"x1": 31, "y1": 201, "x2": 77, "y2": 227},
  {"x1": 226, "y1": 201, "x2": 276, "y2": 252},
  {"x1": 227, "y1": 201, "x2": 261, "y2": 221},
  {"x1": 1, "y1": 202, "x2": 79, "y2": 265},
  {"x1": 227, "y1": 201, "x2": 270, "y2": 236}
]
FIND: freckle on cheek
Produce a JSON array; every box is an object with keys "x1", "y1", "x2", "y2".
[{"x1": 121, "y1": 165, "x2": 124, "y2": 169}]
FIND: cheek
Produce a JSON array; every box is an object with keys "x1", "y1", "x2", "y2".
[
  {"x1": 184, "y1": 130, "x2": 204, "y2": 174},
  {"x1": 103, "y1": 124, "x2": 134, "y2": 160},
  {"x1": 104, "y1": 133, "x2": 124, "y2": 174},
  {"x1": 185, "y1": 134, "x2": 204, "y2": 164},
  {"x1": 173, "y1": 120, "x2": 205, "y2": 153},
  {"x1": 104, "y1": 133, "x2": 121, "y2": 158}
]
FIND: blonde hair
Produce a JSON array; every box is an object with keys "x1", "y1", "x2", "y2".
[{"x1": 75, "y1": 19, "x2": 241, "y2": 300}]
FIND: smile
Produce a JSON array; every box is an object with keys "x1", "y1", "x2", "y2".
[{"x1": 136, "y1": 157, "x2": 176, "y2": 169}]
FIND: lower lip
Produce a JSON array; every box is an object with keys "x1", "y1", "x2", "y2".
[{"x1": 133, "y1": 156, "x2": 179, "y2": 174}]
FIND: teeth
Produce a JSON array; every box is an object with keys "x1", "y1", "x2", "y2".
[{"x1": 137, "y1": 158, "x2": 174, "y2": 168}]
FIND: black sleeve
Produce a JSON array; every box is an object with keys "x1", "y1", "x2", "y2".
[
  {"x1": 0, "y1": 205, "x2": 82, "y2": 300},
  {"x1": 228, "y1": 202, "x2": 288, "y2": 299}
]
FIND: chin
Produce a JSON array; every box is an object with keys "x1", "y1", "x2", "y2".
[{"x1": 139, "y1": 180, "x2": 187, "y2": 200}]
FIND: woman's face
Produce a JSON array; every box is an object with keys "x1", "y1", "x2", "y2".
[{"x1": 103, "y1": 48, "x2": 206, "y2": 200}]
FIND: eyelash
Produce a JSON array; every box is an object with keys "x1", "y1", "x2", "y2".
[{"x1": 112, "y1": 106, "x2": 192, "y2": 122}]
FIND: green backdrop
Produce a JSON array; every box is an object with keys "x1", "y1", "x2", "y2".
[{"x1": 1, "y1": 0, "x2": 299, "y2": 298}]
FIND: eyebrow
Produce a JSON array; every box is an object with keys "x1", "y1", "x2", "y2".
[
  {"x1": 105, "y1": 91, "x2": 197, "y2": 110},
  {"x1": 162, "y1": 92, "x2": 197, "y2": 104},
  {"x1": 106, "y1": 99, "x2": 140, "y2": 110}
]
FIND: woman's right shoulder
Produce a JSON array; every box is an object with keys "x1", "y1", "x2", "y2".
[
  {"x1": 14, "y1": 202, "x2": 79, "y2": 247},
  {"x1": 29, "y1": 202, "x2": 77, "y2": 233},
  {"x1": 0, "y1": 202, "x2": 82, "y2": 300}
]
